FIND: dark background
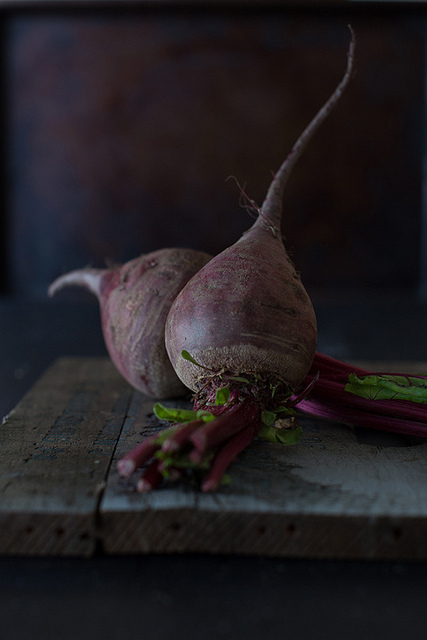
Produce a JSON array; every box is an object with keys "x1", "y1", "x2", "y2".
[
  {"x1": 2, "y1": 3, "x2": 426, "y2": 298},
  {"x1": 3, "y1": 1, "x2": 427, "y2": 409},
  {"x1": 2, "y1": 3, "x2": 427, "y2": 640}
]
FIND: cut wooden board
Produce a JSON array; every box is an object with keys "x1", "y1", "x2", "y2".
[{"x1": 1, "y1": 357, "x2": 427, "y2": 559}]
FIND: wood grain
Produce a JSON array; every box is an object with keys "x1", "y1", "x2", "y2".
[
  {"x1": 0, "y1": 358, "x2": 131, "y2": 556},
  {"x1": 101, "y1": 413, "x2": 427, "y2": 559},
  {"x1": 2, "y1": 357, "x2": 427, "y2": 559}
]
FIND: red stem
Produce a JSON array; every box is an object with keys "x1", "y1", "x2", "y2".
[
  {"x1": 299, "y1": 397, "x2": 427, "y2": 438},
  {"x1": 161, "y1": 419, "x2": 204, "y2": 452},
  {"x1": 201, "y1": 418, "x2": 262, "y2": 492},
  {"x1": 117, "y1": 437, "x2": 161, "y2": 478},
  {"x1": 305, "y1": 377, "x2": 427, "y2": 417},
  {"x1": 307, "y1": 352, "x2": 427, "y2": 381},
  {"x1": 137, "y1": 459, "x2": 163, "y2": 492},
  {"x1": 190, "y1": 400, "x2": 260, "y2": 458},
  {"x1": 297, "y1": 351, "x2": 427, "y2": 438},
  {"x1": 288, "y1": 371, "x2": 320, "y2": 407},
  {"x1": 308, "y1": 351, "x2": 370, "y2": 376}
]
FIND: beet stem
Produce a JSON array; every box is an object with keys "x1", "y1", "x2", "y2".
[
  {"x1": 299, "y1": 398, "x2": 427, "y2": 438},
  {"x1": 116, "y1": 439, "x2": 161, "y2": 478},
  {"x1": 201, "y1": 418, "x2": 262, "y2": 492},
  {"x1": 190, "y1": 400, "x2": 260, "y2": 456},
  {"x1": 309, "y1": 351, "x2": 369, "y2": 376},
  {"x1": 298, "y1": 351, "x2": 427, "y2": 438},
  {"x1": 116, "y1": 424, "x2": 179, "y2": 478},
  {"x1": 162, "y1": 419, "x2": 204, "y2": 453},
  {"x1": 137, "y1": 459, "x2": 163, "y2": 492}
]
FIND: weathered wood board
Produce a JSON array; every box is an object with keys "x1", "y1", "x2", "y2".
[
  {"x1": 2, "y1": 357, "x2": 427, "y2": 559},
  {"x1": 0, "y1": 358, "x2": 132, "y2": 556}
]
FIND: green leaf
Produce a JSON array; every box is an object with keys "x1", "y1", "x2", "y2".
[
  {"x1": 261, "y1": 410, "x2": 277, "y2": 427},
  {"x1": 196, "y1": 410, "x2": 216, "y2": 423},
  {"x1": 345, "y1": 373, "x2": 427, "y2": 404},
  {"x1": 229, "y1": 376, "x2": 250, "y2": 384},
  {"x1": 257, "y1": 425, "x2": 278, "y2": 443},
  {"x1": 153, "y1": 403, "x2": 215, "y2": 424},
  {"x1": 220, "y1": 473, "x2": 232, "y2": 487},
  {"x1": 215, "y1": 386, "x2": 230, "y2": 406},
  {"x1": 181, "y1": 350, "x2": 200, "y2": 365},
  {"x1": 275, "y1": 406, "x2": 296, "y2": 417},
  {"x1": 153, "y1": 402, "x2": 198, "y2": 423},
  {"x1": 258, "y1": 423, "x2": 302, "y2": 445},
  {"x1": 276, "y1": 424, "x2": 303, "y2": 445},
  {"x1": 181, "y1": 350, "x2": 213, "y2": 371},
  {"x1": 270, "y1": 384, "x2": 278, "y2": 399}
]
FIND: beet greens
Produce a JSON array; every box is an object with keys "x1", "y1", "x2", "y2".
[{"x1": 297, "y1": 352, "x2": 427, "y2": 439}]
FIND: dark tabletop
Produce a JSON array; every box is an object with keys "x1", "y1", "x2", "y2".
[{"x1": 1, "y1": 293, "x2": 427, "y2": 640}]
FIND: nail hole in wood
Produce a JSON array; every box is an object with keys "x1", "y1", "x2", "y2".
[{"x1": 392, "y1": 527, "x2": 403, "y2": 540}]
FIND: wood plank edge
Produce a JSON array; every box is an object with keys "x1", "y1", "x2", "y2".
[
  {"x1": 98, "y1": 509, "x2": 427, "y2": 560},
  {"x1": 0, "y1": 511, "x2": 97, "y2": 557}
]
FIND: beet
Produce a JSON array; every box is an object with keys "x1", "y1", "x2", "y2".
[
  {"x1": 166, "y1": 31, "x2": 355, "y2": 400},
  {"x1": 118, "y1": 32, "x2": 355, "y2": 490},
  {"x1": 48, "y1": 248, "x2": 211, "y2": 398}
]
